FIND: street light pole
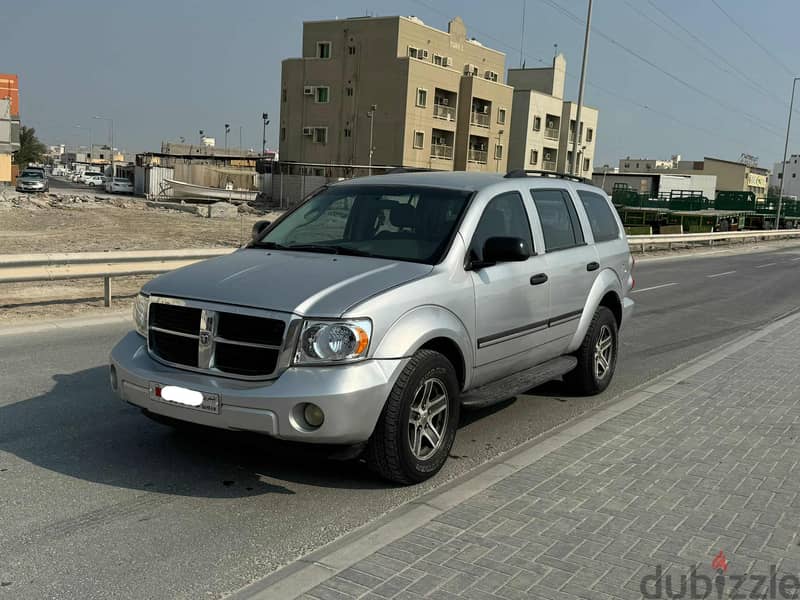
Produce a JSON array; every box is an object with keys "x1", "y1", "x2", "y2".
[
  {"x1": 367, "y1": 104, "x2": 377, "y2": 175},
  {"x1": 93, "y1": 115, "x2": 114, "y2": 179},
  {"x1": 571, "y1": 0, "x2": 593, "y2": 175},
  {"x1": 776, "y1": 77, "x2": 800, "y2": 230},
  {"x1": 261, "y1": 112, "x2": 270, "y2": 155},
  {"x1": 224, "y1": 123, "x2": 230, "y2": 151}
]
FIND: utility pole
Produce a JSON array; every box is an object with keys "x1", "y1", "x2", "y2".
[
  {"x1": 776, "y1": 77, "x2": 800, "y2": 230},
  {"x1": 239, "y1": 126, "x2": 242, "y2": 150},
  {"x1": 224, "y1": 123, "x2": 230, "y2": 150},
  {"x1": 93, "y1": 115, "x2": 114, "y2": 179},
  {"x1": 571, "y1": 0, "x2": 593, "y2": 175},
  {"x1": 261, "y1": 112, "x2": 270, "y2": 155},
  {"x1": 367, "y1": 104, "x2": 377, "y2": 175}
]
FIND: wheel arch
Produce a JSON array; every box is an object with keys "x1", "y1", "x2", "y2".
[{"x1": 566, "y1": 269, "x2": 623, "y2": 353}]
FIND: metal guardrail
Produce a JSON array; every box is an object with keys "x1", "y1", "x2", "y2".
[
  {"x1": 0, "y1": 248, "x2": 235, "y2": 306},
  {"x1": 627, "y1": 229, "x2": 800, "y2": 252}
]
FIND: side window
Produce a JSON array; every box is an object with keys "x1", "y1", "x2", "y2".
[
  {"x1": 470, "y1": 191, "x2": 533, "y2": 262},
  {"x1": 577, "y1": 190, "x2": 620, "y2": 242},
  {"x1": 530, "y1": 189, "x2": 585, "y2": 252}
]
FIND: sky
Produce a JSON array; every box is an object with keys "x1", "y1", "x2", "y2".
[{"x1": 4, "y1": 0, "x2": 800, "y2": 168}]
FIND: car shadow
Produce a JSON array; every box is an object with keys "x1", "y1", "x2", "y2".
[{"x1": 0, "y1": 367, "x2": 392, "y2": 498}]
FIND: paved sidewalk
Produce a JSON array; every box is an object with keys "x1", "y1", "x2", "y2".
[{"x1": 243, "y1": 312, "x2": 800, "y2": 600}]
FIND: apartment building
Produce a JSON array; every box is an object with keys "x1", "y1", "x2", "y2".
[
  {"x1": 506, "y1": 54, "x2": 598, "y2": 176},
  {"x1": 771, "y1": 155, "x2": 800, "y2": 198},
  {"x1": 279, "y1": 15, "x2": 513, "y2": 172}
]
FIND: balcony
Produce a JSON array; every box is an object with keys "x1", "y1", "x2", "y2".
[
  {"x1": 430, "y1": 144, "x2": 454, "y2": 159},
  {"x1": 544, "y1": 127, "x2": 559, "y2": 141},
  {"x1": 470, "y1": 111, "x2": 490, "y2": 128},
  {"x1": 433, "y1": 104, "x2": 456, "y2": 121},
  {"x1": 468, "y1": 149, "x2": 488, "y2": 164},
  {"x1": 542, "y1": 160, "x2": 557, "y2": 171}
]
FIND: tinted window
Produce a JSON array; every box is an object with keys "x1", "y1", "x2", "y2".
[
  {"x1": 21, "y1": 171, "x2": 43, "y2": 178},
  {"x1": 578, "y1": 190, "x2": 620, "y2": 242},
  {"x1": 470, "y1": 191, "x2": 533, "y2": 261},
  {"x1": 530, "y1": 189, "x2": 585, "y2": 252}
]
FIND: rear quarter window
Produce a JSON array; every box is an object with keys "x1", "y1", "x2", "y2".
[{"x1": 577, "y1": 190, "x2": 621, "y2": 243}]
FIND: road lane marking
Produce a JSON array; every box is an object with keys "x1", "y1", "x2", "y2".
[
  {"x1": 631, "y1": 282, "x2": 678, "y2": 294},
  {"x1": 707, "y1": 271, "x2": 736, "y2": 278},
  {"x1": 790, "y1": 257, "x2": 800, "y2": 261},
  {"x1": 756, "y1": 263, "x2": 777, "y2": 268}
]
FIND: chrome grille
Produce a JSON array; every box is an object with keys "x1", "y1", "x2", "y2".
[{"x1": 147, "y1": 297, "x2": 293, "y2": 379}]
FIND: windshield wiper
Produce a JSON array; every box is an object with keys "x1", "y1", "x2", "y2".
[
  {"x1": 250, "y1": 241, "x2": 288, "y2": 249},
  {"x1": 284, "y1": 244, "x2": 374, "y2": 257}
]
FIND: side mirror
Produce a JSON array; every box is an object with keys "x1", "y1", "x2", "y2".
[
  {"x1": 480, "y1": 236, "x2": 530, "y2": 266},
  {"x1": 251, "y1": 220, "x2": 271, "y2": 241}
]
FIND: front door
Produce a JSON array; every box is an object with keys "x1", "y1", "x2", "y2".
[{"x1": 470, "y1": 191, "x2": 551, "y2": 386}]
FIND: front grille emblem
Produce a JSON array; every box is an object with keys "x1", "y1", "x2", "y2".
[
  {"x1": 199, "y1": 331, "x2": 211, "y2": 346},
  {"x1": 198, "y1": 309, "x2": 216, "y2": 368}
]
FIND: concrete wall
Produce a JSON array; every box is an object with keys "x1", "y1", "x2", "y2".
[{"x1": 0, "y1": 153, "x2": 11, "y2": 184}]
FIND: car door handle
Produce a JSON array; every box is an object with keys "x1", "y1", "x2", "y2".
[
  {"x1": 586, "y1": 261, "x2": 600, "y2": 272},
  {"x1": 530, "y1": 273, "x2": 548, "y2": 285}
]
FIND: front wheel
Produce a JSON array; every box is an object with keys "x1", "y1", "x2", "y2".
[
  {"x1": 366, "y1": 349, "x2": 460, "y2": 484},
  {"x1": 564, "y1": 306, "x2": 618, "y2": 395}
]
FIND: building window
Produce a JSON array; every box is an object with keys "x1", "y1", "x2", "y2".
[
  {"x1": 313, "y1": 127, "x2": 328, "y2": 144},
  {"x1": 315, "y1": 86, "x2": 330, "y2": 103},
  {"x1": 416, "y1": 88, "x2": 427, "y2": 107},
  {"x1": 317, "y1": 42, "x2": 331, "y2": 59},
  {"x1": 793, "y1": 173, "x2": 797, "y2": 178},
  {"x1": 494, "y1": 144, "x2": 503, "y2": 160},
  {"x1": 434, "y1": 54, "x2": 443, "y2": 66},
  {"x1": 583, "y1": 157, "x2": 590, "y2": 172},
  {"x1": 586, "y1": 127, "x2": 593, "y2": 142},
  {"x1": 624, "y1": 163, "x2": 630, "y2": 168},
  {"x1": 346, "y1": 86, "x2": 353, "y2": 97},
  {"x1": 413, "y1": 130, "x2": 424, "y2": 149},
  {"x1": 344, "y1": 128, "x2": 352, "y2": 137},
  {"x1": 533, "y1": 116, "x2": 541, "y2": 131},
  {"x1": 347, "y1": 45, "x2": 356, "y2": 55},
  {"x1": 280, "y1": 127, "x2": 286, "y2": 141},
  {"x1": 498, "y1": 108, "x2": 506, "y2": 124},
  {"x1": 282, "y1": 89, "x2": 287, "y2": 102},
  {"x1": 530, "y1": 149, "x2": 538, "y2": 165}
]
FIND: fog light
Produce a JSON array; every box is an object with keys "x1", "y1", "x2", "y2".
[
  {"x1": 109, "y1": 365, "x2": 118, "y2": 391},
  {"x1": 303, "y1": 403, "x2": 325, "y2": 428}
]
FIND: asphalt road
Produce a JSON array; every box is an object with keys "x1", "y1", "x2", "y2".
[{"x1": 2, "y1": 244, "x2": 800, "y2": 599}]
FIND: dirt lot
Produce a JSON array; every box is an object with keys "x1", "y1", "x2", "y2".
[{"x1": 0, "y1": 193, "x2": 282, "y2": 324}]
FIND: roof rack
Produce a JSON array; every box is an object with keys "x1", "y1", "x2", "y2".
[
  {"x1": 384, "y1": 167, "x2": 435, "y2": 174},
  {"x1": 504, "y1": 169, "x2": 589, "y2": 184}
]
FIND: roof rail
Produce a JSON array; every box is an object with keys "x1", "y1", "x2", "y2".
[
  {"x1": 504, "y1": 169, "x2": 589, "y2": 184},
  {"x1": 384, "y1": 167, "x2": 435, "y2": 174}
]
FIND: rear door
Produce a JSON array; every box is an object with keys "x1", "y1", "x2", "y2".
[{"x1": 529, "y1": 187, "x2": 599, "y2": 349}]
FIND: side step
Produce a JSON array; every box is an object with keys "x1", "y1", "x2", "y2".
[{"x1": 460, "y1": 355, "x2": 578, "y2": 410}]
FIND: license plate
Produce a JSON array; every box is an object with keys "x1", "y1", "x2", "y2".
[{"x1": 149, "y1": 382, "x2": 219, "y2": 414}]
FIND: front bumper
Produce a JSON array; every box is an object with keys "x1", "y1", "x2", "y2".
[
  {"x1": 16, "y1": 184, "x2": 45, "y2": 192},
  {"x1": 109, "y1": 331, "x2": 407, "y2": 444}
]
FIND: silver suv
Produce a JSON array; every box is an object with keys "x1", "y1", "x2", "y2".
[{"x1": 110, "y1": 170, "x2": 634, "y2": 484}]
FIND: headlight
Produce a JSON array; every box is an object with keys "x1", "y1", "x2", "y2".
[
  {"x1": 133, "y1": 292, "x2": 149, "y2": 337},
  {"x1": 294, "y1": 318, "x2": 372, "y2": 365}
]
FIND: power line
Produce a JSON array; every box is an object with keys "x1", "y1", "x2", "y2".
[
  {"x1": 535, "y1": 0, "x2": 785, "y2": 137},
  {"x1": 406, "y1": 0, "x2": 764, "y2": 149},
  {"x1": 710, "y1": 0, "x2": 795, "y2": 77}
]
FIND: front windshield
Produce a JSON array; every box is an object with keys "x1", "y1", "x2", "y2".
[
  {"x1": 22, "y1": 171, "x2": 43, "y2": 179},
  {"x1": 254, "y1": 184, "x2": 473, "y2": 264}
]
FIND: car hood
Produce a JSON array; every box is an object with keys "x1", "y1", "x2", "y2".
[{"x1": 142, "y1": 248, "x2": 433, "y2": 317}]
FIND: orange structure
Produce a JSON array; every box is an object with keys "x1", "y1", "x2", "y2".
[{"x1": 0, "y1": 74, "x2": 19, "y2": 117}]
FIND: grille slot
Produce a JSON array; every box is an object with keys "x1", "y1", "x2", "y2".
[
  {"x1": 149, "y1": 303, "x2": 201, "y2": 334},
  {"x1": 217, "y1": 313, "x2": 284, "y2": 346},
  {"x1": 214, "y1": 343, "x2": 279, "y2": 376},
  {"x1": 149, "y1": 329, "x2": 198, "y2": 367}
]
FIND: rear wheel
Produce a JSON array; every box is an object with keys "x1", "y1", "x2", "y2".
[
  {"x1": 366, "y1": 349, "x2": 460, "y2": 484},
  {"x1": 564, "y1": 306, "x2": 618, "y2": 395}
]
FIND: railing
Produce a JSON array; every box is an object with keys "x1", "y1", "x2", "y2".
[
  {"x1": 433, "y1": 104, "x2": 456, "y2": 121},
  {"x1": 0, "y1": 248, "x2": 234, "y2": 307},
  {"x1": 470, "y1": 111, "x2": 490, "y2": 128},
  {"x1": 468, "y1": 149, "x2": 488, "y2": 164},
  {"x1": 627, "y1": 229, "x2": 800, "y2": 252},
  {"x1": 542, "y1": 160, "x2": 557, "y2": 171},
  {"x1": 430, "y1": 144, "x2": 454, "y2": 159},
  {"x1": 544, "y1": 127, "x2": 560, "y2": 140}
]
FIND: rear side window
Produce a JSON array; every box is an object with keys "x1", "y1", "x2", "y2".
[
  {"x1": 470, "y1": 191, "x2": 533, "y2": 261},
  {"x1": 530, "y1": 189, "x2": 584, "y2": 252},
  {"x1": 578, "y1": 190, "x2": 620, "y2": 242}
]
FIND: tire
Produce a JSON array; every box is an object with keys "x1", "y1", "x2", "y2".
[
  {"x1": 564, "y1": 306, "x2": 618, "y2": 395},
  {"x1": 366, "y1": 349, "x2": 460, "y2": 484}
]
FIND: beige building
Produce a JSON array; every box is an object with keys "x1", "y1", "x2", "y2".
[
  {"x1": 507, "y1": 55, "x2": 598, "y2": 176},
  {"x1": 279, "y1": 15, "x2": 513, "y2": 173}
]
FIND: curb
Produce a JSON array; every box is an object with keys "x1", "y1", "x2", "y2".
[
  {"x1": 0, "y1": 310, "x2": 130, "y2": 338},
  {"x1": 228, "y1": 307, "x2": 800, "y2": 600}
]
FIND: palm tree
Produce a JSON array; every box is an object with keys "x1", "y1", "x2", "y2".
[{"x1": 14, "y1": 126, "x2": 47, "y2": 166}]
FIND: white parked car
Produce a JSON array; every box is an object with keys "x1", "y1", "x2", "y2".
[
  {"x1": 106, "y1": 177, "x2": 134, "y2": 194},
  {"x1": 82, "y1": 172, "x2": 106, "y2": 187}
]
